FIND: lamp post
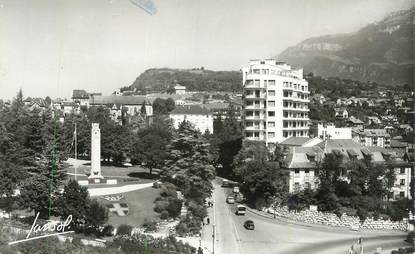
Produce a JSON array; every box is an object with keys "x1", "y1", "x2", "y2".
[{"x1": 212, "y1": 224, "x2": 215, "y2": 254}]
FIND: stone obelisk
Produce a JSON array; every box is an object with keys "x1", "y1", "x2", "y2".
[{"x1": 89, "y1": 123, "x2": 104, "y2": 182}]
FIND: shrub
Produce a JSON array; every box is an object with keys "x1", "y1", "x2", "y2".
[
  {"x1": 175, "y1": 214, "x2": 202, "y2": 236},
  {"x1": 187, "y1": 201, "x2": 207, "y2": 220},
  {"x1": 166, "y1": 197, "x2": 182, "y2": 218},
  {"x1": 154, "y1": 200, "x2": 169, "y2": 213},
  {"x1": 117, "y1": 224, "x2": 133, "y2": 236},
  {"x1": 102, "y1": 225, "x2": 115, "y2": 236},
  {"x1": 152, "y1": 182, "x2": 161, "y2": 188},
  {"x1": 160, "y1": 183, "x2": 177, "y2": 198},
  {"x1": 160, "y1": 210, "x2": 169, "y2": 220},
  {"x1": 142, "y1": 219, "x2": 158, "y2": 232}
]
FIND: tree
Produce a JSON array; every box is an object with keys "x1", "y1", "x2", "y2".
[
  {"x1": 233, "y1": 140, "x2": 269, "y2": 182},
  {"x1": 57, "y1": 180, "x2": 89, "y2": 231},
  {"x1": 272, "y1": 143, "x2": 288, "y2": 166},
  {"x1": 236, "y1": 160, "x2": 288, "y2": 208},
  {"x1": 85, "y1": 199, "x2": 108, "y2": 233},
  {"x1": 19, "y1": 174, "x2": 55, "y2": 218},
  {"x1": 131, "y1": 131, "x2": 168, "y2": 175},
  {"x1": 161, "y1": 121, "x2": 216, "y2": 204},
  {"x1": 153, "y1": 98, "x2": 176, "y2": 115}
]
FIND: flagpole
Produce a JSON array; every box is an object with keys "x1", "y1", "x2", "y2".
[{"x1": 74, "y1": 122, "x2": 77, "y2": 181}]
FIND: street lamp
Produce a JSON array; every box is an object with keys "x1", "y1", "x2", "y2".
[{"x1": 212, "y1": 224, "x2": 216, "y2": 254}]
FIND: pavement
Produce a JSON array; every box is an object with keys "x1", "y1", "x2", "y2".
[
  {"x1": 88, "y1": 182, "x2": 154, "y2": 196},
  {"x1": 200, "y1": 178, "x2": 410, "y2": 254}
]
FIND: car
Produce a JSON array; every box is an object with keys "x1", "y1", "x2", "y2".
[
  {"x1": 235, "y1": 205, "x2": 246, "y2": 215},
  {"x1": 244, "y1": 220, "x2": 255, "y2": 230},
  {"x1": 226, "y1": 196, "x2": 235, "y2": 204}
]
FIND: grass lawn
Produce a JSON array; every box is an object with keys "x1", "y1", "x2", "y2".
[{"x1": 97, "y1": 186, "x2": 161, "y2": 227}]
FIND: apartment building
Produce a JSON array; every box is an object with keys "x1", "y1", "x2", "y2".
[
  {"x1": 242, "y1": 59, "x2": 310, "y2": 150},
  {"x1": 352, "y1": 128, "x2": 391, "y2": 148},
  {"x1": 169, "y1": 105, "x2": 213, "y2": 134}
]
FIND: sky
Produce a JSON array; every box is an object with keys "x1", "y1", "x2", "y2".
[{"x1": 0, "y1": 0, "x2": 413, "y2": 100}]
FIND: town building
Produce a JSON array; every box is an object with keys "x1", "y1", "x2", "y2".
[
  {"x1": 241, "y1": 59, "x2": 310, "y2": 150},
  {"x1": 316, "y1": 124, "x2": 352, "y2": 140},
  {"x1": 169, "y1": 105, "x2": 213, "y2": 134},
  {"x1": 174, "y1": 84, "x2": 186, "y2": 94},
  {"x1": 283, "y1": 139, "x2": 412, "y2": 200},
  {"x1": 352, "y1": 128, "x2": 391, "y2": 148},
  {"x1": 334, "y1": 108, "x2": 349, "y2": 119},
  {"x1": 89, "y1": 95, "x2": 153, "y2": 116},
  {"x1": 72, "y1": 89, "x2": 90, "y2": 107}
]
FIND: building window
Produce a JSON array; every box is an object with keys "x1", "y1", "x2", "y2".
[
  {"x1": 283, "y1": 131, "x2": 288, "y2": 137},
  {"x1": 268, "y1": 90, "x2": 275, "y2": 96},
  {"x1": 268, "y1": 122, "x2": 275, "y2": 128},
  {"x1": 283, "y1": 111, "x2": 288, "y2": 117},
  {"x1": 253, "y1": 69, "x2": 260, "y2": 74},
  {"x1": 268, "y1": 132, "x2": 275, "y2": 138},
  {"x1": 245, "y1": 132, "x2": 253, "y2": 137},
  {"x1": 294, "y1": 169, "x2": 300, "y2": 174},
  {"x1": 254, "y1": 80, "x2": 260, "y2": 85},
  {"x1": 245, "y1": 121, "x2": 253, "y2": 127},
  {"x1": 400, "y1": 179, "x2": 405, "y2": 186},
  {"x1": 246, "y1": 100, "x2": 253, "y2": 106},
  {"x1": 283, "y1": 121, "x2": 288, "y2": 128},
  {"x1": 400, "y1": 191, "x2": 405, "y2": 198},
  {"x1": 305, "y1": 182, "x2": 311, "y2": 189},
  {"x1": 269, "y1": 80, "x2": 275, "y2": 86},
  {"x1": 254, "y1": 132, "x2": 259, "y2": 137},
  {"x1": 246, "y1": 111, "x2": 253, "y2": 116},
  {"x1": 268, "y1": 101, "x2": 275, "y2": 107},
  {"x1": 305, "y1": 169, "x2": 310, "y2": 174},
  {"x1": 268, "y1": 111, "x2": 275, "y2": 117},
  {"x1": 400, "y1": 168, "x2": 405, "y2": 174},
  {"x1": 294, "y1": 182, "x2": 300, "y2": 192}
]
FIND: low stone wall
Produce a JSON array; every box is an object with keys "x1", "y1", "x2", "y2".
[{"x1": 265, "y1": 206, "x2": 408, "y2": 231}]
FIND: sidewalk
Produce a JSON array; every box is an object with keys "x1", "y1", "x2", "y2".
[
  {"x1": 200, "y1": 204, "x2": 215, "y2": 254},
  {"x1": 88, "y1": 182, "x2": 154, "y2": 196}
]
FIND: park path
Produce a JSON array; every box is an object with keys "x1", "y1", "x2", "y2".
[{"x1": 88, "y1": 182, "x2": 154, "y2": 196}]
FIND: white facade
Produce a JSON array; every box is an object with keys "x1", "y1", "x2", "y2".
[
  {"x1": 242, "y1": 59, "x2": 310, "y2": 148},
  {"x1": 170, "y1": 114, "x2": 213, "y2": 134},
  {"x1": 289, "y1": 168, "x2": 318, "y2": 193},
  {"x1": 317, "y1": 124, "x2": 352, "y2": 140},
  {"x1": 390, "y1": 166, "x2": 412, "y2": 199},
  {"x1": 174, "y1": 85, "x2": 186, "y2": 94},
  {"x1": 169, "y1": 105, "x2": 214, "y2": 134}
]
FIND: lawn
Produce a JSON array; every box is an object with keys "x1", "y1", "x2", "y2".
[{"x1": 97, "y1": 186, "x2": 161, "y2": 227}]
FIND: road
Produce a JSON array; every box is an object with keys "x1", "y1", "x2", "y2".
[{"x1": 201, "y1": 179, "x2": 410, "y2": 254}]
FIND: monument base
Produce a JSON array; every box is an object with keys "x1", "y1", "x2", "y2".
[{"x1": 78, "y1": 178, "x2": 118, "y2": 186}]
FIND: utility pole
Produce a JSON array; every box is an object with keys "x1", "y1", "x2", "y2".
[
  {"x1": 212, "y1": 224, "x2": 215, "y2": 254},
  {"x1": 74, "y1": 122, "x2": 77, "y2": 181}
]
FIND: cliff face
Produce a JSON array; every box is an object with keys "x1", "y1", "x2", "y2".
[{"x1": 278, "y1": 8, "x2": 414, "y2": 86}]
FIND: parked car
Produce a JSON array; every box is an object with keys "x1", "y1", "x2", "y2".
[
  {"x1": 226, "y1": 196, "x2": 235, "y2": 204},
  {"x1": 244, "y1": 220, "x2": 255, "y2": 230}
]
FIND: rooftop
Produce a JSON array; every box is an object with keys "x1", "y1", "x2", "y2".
[
  {"x1": 170, "y1": 105, "x2": 212, "y2": 115},
  {"x1": 89, "y1": 95, "x2": 150, "y2": 105},
  {"x1": 280, "y1": 137, "x2": 312, "y2": 147}
]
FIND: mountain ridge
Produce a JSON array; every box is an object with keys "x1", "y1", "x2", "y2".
[{"x1": 278, "y1": 7, "x2": 414, "y2": 86}]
